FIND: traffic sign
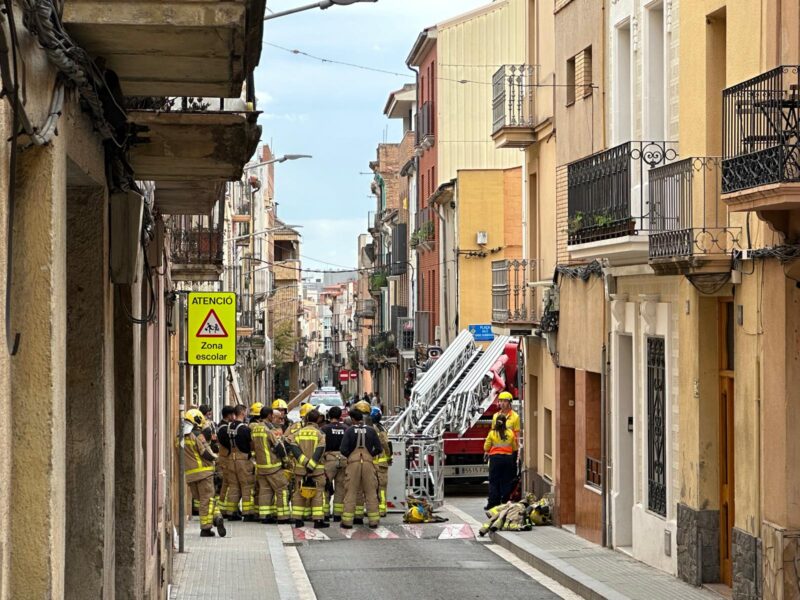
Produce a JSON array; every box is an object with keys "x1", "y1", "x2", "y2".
[
  {"x1": 468, "y1": 324, "x2": 494, "y2": 342},
  {"x1": 188, "y1": 292, "x2": 237, "y2": 365}
]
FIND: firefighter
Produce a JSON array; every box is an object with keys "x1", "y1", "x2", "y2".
[
  {"x1": 483, "y1": 414, "x2": 518, "y2": 509},
  {"x1": 351, "y1": 400, "x2": 373, "y2": 522},
  {"x1": 182, "y1": 408, "x2": 225, "y2": 537},
  {"x1": 249, "y1": 401, "x2": 264, "y2": 424},
  {"x1": 492, "y1": 391, "x2": 520, "y2": 433},
  {"x1": 225, "y1": 405, "x2": 257, "y2": 521},
  {"x1": 251, "y1": 406, "x2": 290, "y2": 524},
  {"x1": 320, "y1": 406, "x2": 348, "y2": 521},
  {"x1": 216, "y1": 406, "x2": 236, "y2": 517},
  {"x1": 286, "y1": 409, "x2": 329, "y2": 529},
  {"x1": 369, "y1": 407, "x2": 393, "y2": 517},
  {"x1": 271, "y1": 398, "x2": 290, "y2": 432},
  {"x1": 339, "y1": 408, "x2": 383, "y2": 529}
]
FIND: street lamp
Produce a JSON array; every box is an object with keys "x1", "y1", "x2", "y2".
[
  {"x1": 247, "y1": 154, "x2": 312, "y2": 169},
  {"x1": 264, "y1": 0, "x2": 377, "y2": 21}
]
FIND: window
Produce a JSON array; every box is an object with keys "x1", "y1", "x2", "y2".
[
  {"x1": 645, "y1": 2, "x2": 665, "y2": 140},
  {"x1": 544, "y1": 407, "x2": 553, "y2": 479},
  {"x1": 579, "y1": 46, "x2": 593, "y2": 97},
  {"x1": 615, "y1": 22, "x2": 632, "y2": 143},
  {"x1": 647, "y1": 336, "x2": 667, "y2": 517},
  {"x1": 566, "y1": 56, "x2": 576, "y2": 105}
]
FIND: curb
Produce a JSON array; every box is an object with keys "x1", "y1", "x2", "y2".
[{"x1": 489, "y1": 531, "x2": 629, "y2": 600}]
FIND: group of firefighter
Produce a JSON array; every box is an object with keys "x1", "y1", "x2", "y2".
[{"x1": 180, "y1": 398, "x2": 391, "y2": 537}]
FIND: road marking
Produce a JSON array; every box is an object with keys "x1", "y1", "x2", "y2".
[
  {"x1": 484, "y1": 539, "x2": 582, "y2": 600},
  {"x1": 268, "y1": 528, "x2": 316, "y2": 600},
  {"x1": 294, "y1": 527, "x2": 330, "y2": 541},
  {"x1": 438, "y1": 523, "x2": 475, "y2": 540},
  {"x1": 401, "y1": 524, "x2": 425, "y2": 538},
  {"x1": 372, "y1": 526, "x2": 399, "y2": 539},
  {"x1": 442, "y1": 502, "x2": 484, "y2": 526},
  {"x1": 284, "y1": 544, "x2": 318, "y2": 600}
]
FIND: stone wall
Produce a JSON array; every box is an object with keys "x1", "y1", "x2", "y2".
[
  {"x1": 676, "y1": 503, "x2": 720, "y2": 586},
  {"x1": 733, "y1": 527, "x2": 762, "y2": 600}
]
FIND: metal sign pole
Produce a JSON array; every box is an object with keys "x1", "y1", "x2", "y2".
[{"x1": 178, "y1": 294, "x2": 186, "y2": 553}]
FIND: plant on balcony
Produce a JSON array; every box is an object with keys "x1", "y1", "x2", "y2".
[
  {"x1": 409, "y1": 231, "x2": 420, "y2": 248},
  {"x1": 369, "y1": 271, "x2": 388, "y2": 291},
  {"x1": 593, "y1": 212, "x2": 615, "y2": 227},
  {"x1": 567, "y1": 212, "x2": 586, "y2": 234}
]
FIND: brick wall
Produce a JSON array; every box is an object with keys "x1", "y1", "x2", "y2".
[{"x1": 556, "y1": 165, "x2": 569, "y2": 265}]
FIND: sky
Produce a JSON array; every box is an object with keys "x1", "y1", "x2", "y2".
[{"x1": 255, "y1": 0, "x2": 489, "y2": 275}]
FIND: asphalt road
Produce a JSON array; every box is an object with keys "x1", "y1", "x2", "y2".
[{"x1": 294, "y1": 486, "x2": 564, "y2": 600}]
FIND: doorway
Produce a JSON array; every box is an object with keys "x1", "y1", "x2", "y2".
[
  {"x1": 613, "y1": 334, "x2": 634, "y2": 548},
  {"x1": 718, "y1": 299, "x2": 735, "y2": 587}
]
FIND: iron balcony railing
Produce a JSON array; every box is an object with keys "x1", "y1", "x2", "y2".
[
  {"x1": 355, "y1": 298, "x2": 377, "y2": 318},
  {"x1": 492, "y1": 64, "x2": 536, "y2": 134},
  {"x1": 491, "y1": 259, "x2": 538, "y2": 324},
  {"x1": 411, "y1": 206, "x2": 436, "y2": 248},
  {"x1": 171, "y1": 227, "x2": 223, "y2": 265},
  {"x1": 398, "y1": 317, "x2": 415, "y2": 352},
  {"x1": 416, "y1": 101, "x2": 434, "y2": 146},
  {"x1": 237, "y1": 310, "x2": 264, "y2": 335},
  {"x1": 367, "y1": 331, "x2": 398, "y2": 360},
  {"x1": 723, "y1": 65, "x2": 800, "y2": 193},
  {"x1": 567, "y1": 141, "x2": 678, "y2": 245},
  {"x1": 649, "y1": 157, "x2": 741, "y2": 260}
]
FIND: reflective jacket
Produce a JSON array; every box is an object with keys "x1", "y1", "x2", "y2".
[
  {"x1": 484, "y1": 429, "x2": 518, "y2": 456},
  {"x1": 288, "y1": 423, "x2": 326, "y2": 477},
  {"x1": 491, "y1": 409, "x2": 521, "y2": 433},
  {"x1": 184, "y1": 429, "x2": 216, "y2": 483},
  {"x1": 372, "y1": 423, "x2": 392, "y2": 467},
  {"x1": 251, "y1": 421, "x2": 286, "y2": 475}
]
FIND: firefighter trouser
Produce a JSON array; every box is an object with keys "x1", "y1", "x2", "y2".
[
  {"x1": 376, "y1": 465, "x2": 389, "y2": 516},
  {"x1": 218, "y1": 456, "x2": 232, "y2": 514},
  {"x1": 291, "y1": 474, "x2": 325, "y2": 522},
  {"x1": 324, "y1": 452, "x2": 346, "y2": 517},
  {"x1": 226, "y1": 456, "x2": 256, "y2": 515},
  {"x1": 342, "y1": 449, "x2": 379, "y2": 527},
  {"x1": 188, "y1": 476, "x2": 217, "y2": 531},
  {"x1": 257, "y1": 470, "x2": 290, "y2": 520}
]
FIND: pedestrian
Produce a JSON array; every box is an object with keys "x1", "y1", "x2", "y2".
[
  {"x1": 362, "y1": 392, "x2": 369, "y2": 404},
  {"x1": 287, "y1": 409, "x2": 329, "y2": 529},
  {"x1": 301, "y1": 378, "x2": 308, "y2": 389},
  {"x1": 339, "y1": 407, "x2": 383, "y2": 529},
  {"x1": 181, "y1": 408, "x2": 225, "y2": 537},
  {"x1": 251, "y1": 406, "x2": 290, "y2": 524},
  {"x1": 320, "y1": 406, "x2": 348, "y2": 521},
  {"x1": 483, "y1": 414, "x2": 518, "y2": 509},
  {"x1": 369, "y1": 407, "x2": 392, "y2": 517},
  {"x1": 370, "y1": 392, "x2": 381, "y2": 408}
]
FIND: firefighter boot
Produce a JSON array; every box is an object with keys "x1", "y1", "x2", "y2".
[{"x1": 200, "y1": 529, "x2": 215, "y2": 538}]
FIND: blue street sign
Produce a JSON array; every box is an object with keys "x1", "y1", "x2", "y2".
[{"x1": 468, "y1": 324, "x2": 494, "y2": 342}]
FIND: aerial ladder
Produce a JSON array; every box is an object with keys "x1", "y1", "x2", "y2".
[{"x1": 387, "y1": 329, "x2": 516, "y2": 511}]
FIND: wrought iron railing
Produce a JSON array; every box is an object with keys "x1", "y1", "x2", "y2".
[
  {"x1": 723, "y1": 65, "x2": 800, "y2": 193},
  {"x1": 646, "y1": 336, "x2": 667, "y2": 517},
  {"x1": 585, "y1": 456, "x2": 602, "y2": 490},
  {"x1": 355, "y1": 299, "x2": 377, "y2": 318},
  {"x1": 398, "y1": 317, "x2": 415, "y2": 352},
  {"x1": 492, "y1": 64, "x2": 536, "y2": 134},
  {"x1": 649, "y1": 157, "x2": 742, "y2": 260},
  {"x1": 491, "y1": 259, "x2": 538, "y2": 324},
  {"x1": 368, "y1": 331, "x2": 398, "y2": 360},
  {"x1": 411, "y1": 206, "x2": 436, "y2": 248},
  {"x1": 171, "y1": 227, "x2": 223, "y2": 265},
  {"x1": 567, "y1": 141, "x2": 678, "y2": 245},
  {"x1": 417, "y1": 101, "x2": 434, "y2": 146}
]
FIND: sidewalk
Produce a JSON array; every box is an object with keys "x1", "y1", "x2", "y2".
[
  {"x1": 170, "y1": 520, "x2": 305, "y2": 600},
  {"x1": 446, "y1": 496, "x2": 721, "y2": 600}
]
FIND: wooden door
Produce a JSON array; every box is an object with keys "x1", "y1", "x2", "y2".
[{"x1": 719, "y1": 300, "x2": 735, "y2": 587}]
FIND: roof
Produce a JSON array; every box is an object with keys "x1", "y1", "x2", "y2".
[
  {"x1": 406, "y1": 26, "x2": 437, "y2": 67},
  {"x1": 383, "y1": 83, "x2": 416, "y2": 119}
]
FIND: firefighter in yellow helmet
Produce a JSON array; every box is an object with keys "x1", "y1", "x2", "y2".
[
  {"x1": 350, "y1": 399, "x2": 372, "y2": 522},
  {"x1": 286, "y1": 409, "x2": 329, "y2": 529},
  {"x1": 272, "y1": 399, "x2": 290, "y2": 432},
  {"x1": 492, "y1": 391, "x2": 520, "y2": 433},
  {"x1": 249, "y1": 402, "x2": 264, "y2": 423},
  {"x1": 251, "y1": 406, "x2": 290, "y2": 523},
  {"x1": 181, "y1": 408, "x2": 225, "y2": 537},
  {"x1": 368, "y1": 407, "x2": 393, "y2": 517}
]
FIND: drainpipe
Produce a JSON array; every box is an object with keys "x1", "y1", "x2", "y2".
[
  {"x1": 432, "y1": 202, "x2": 449, "y2": 345},
  {"x1": 601, "y1": 341, "x2": 609, "y2": 548}
]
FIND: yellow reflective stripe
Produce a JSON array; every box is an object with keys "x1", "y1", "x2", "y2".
[
  {"x1": 186, "y1": 438, "x2": 207, "y2": 473},
  {"x1": 252, "y1": 429, "x2": 281, "y2": 469},
  {"x1": 186, "y1": 465, "x2": 214, "y2": 475}
]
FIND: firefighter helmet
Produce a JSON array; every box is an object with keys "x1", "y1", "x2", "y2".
[
  {"x1": 354, "y1": 400, "x2": 371, "y2": 414},
  {"x1": 498, "y1": 391, "x2": 513, "y2": 402},
  {"x1": 271, "y1": 399, "x2": 288, "y2": 410},
  {"x1": 299, "y1": 403, "x2": 314, "y2": 418},
  {"x1": 250, "y1": 402, "x2": 264, "y2": 417},
  {"x1": 403, "y1": 505, "x2": 427, "y2": 523},
  {"x1": 299, "y1": 476, "x2": 317, "y2": 499},
  {"x1": 184, "y1": 408, "x2": 206, "y2": 430},
  {"x1": 370, "y1": 407, "x2": 382, "y2": 422}
]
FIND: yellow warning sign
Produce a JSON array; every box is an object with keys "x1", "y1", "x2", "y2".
[{"x1": 188, "y1": 292, "x2": 237, "y2": 365}]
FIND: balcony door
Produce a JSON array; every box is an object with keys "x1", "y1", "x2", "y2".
[{"x1": 718, "y1": 299, "x2": 735, "y2": 587}]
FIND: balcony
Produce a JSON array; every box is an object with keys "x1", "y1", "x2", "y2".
[
  {"x1": 491, "y1": 259, "x2": 539, "y2": 335},
  {"x1": 237, "y1": 310, "x2": 265, "y2": 338},
  {"x1": 649, "y1": 157, "x2": 741, "y2": 275},
  {"x1": 722, "y1": 66, "x2": 800, "y2": 234},
  {"x1": 567, "y1": 141, "x2": 678, "y2": 265},
  {"x1": 128, "y1": 99, "x2": 260, "y2": 186},
  {"x1": 491, "y1": 65, "x2": 537, "y2": 148},
  {"x1": 368, "y1": 211, "x2": 380, "y2": 236},
  {"x1": 273, "y1": 259, "x2": 301, "y2": 284},
  {"x1": 64, "y1": 0, "x2": 264, "y2": 97},
  {"x1": 355, "y1": 299, "x2": 377, "y2": 319},
  {"x1": 170, "y1": 226, "x2": 222, "y2": 282},
  {"x1": 368, "y1": 270, "x2": 388, "y2": 296},
  {"x1": 416, "y1": 101, "x2": 434, "y2": 149},
  {"x1": 411, "y1": 207, "x2": 436, "y2": 251},
  {"x1": 367, "y1": 331, "x2": 398, "y2": 367}
]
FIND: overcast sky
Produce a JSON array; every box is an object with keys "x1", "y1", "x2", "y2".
[{"x1": 256, "y1": 0, "x2": 489, "y2": 275}]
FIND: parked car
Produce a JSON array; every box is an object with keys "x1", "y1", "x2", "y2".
[{"x1": 287, "y1": 389, "x2": 347, "y2": 422}]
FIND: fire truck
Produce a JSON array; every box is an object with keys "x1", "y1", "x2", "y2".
[{"x1": 386, "y1": 330, "x2": 520, "y2": 510}]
